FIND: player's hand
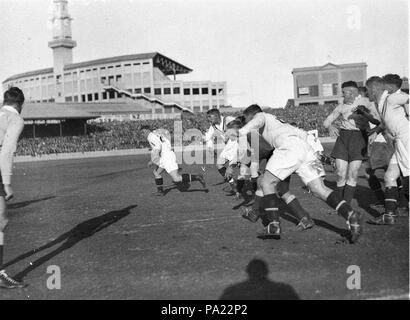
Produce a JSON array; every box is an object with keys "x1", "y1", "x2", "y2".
[
  {"x1": 368, "y1": 132, "x2": 378, "y2": 145},
  {"x1": 4, "y1": 184, "x2": 13, "y2": 201},
  {"x1": 354, "y1": 105, "x2": 370, "y2": 115},
  {"x1": 328, "y1": 125, "x2": 339, "y2": 138}
]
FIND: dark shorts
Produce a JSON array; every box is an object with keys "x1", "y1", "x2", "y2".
[
  {"x1": 0, "y1": 174, "x2": 5, "y2": 197},
  {"x1": 331, "y1": 130, "x2": 367, "y2": 162},
  {"x1": 369, "y1": 141, "x2": 394, "y2": 170}
]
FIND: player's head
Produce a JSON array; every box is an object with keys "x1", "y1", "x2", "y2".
[
  {"x1": 206, "y1": 108, "x2": 221, "y2": 125},
  {"x1": 341, "y1": 81, "x2": 359, "y2": 104},
  {"x1": 358, "y1": 86, "x2": 368, "y2": 98},
  {"x1": 243, "y1": 104, "x2": 262, "y2": 124},
  {"x1": 382, "y1": 74, "x2": 402, "y2": 94},
  {"x1": 3, "y1": 86, "x2": 25, "y2": 113},
  {"x1": 366, "y1": 76, "x2": 385, "y2": 102}
]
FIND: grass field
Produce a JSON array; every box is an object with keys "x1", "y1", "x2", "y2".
[{"x1": 0, "y1": 143, "x2": 408, "y2": 300}]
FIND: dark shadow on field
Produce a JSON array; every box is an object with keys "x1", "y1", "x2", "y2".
[
  {"x1": 161, "y1": 184, "x2": 209, "y2": 195},
  {"x1": 4, "y1": 205, "x2": 137, "y2": 281},
  {"x1": 219, "y1": 259, "x2": 300, "y2": 300},
  {"x1": 324, "y1": 179, "x2": 380, "y2": 218},
  {"x1": 91, "y1": 167, "x2": 145, "y2": 179},
  {"x1": 8, "y1": 196, "x2": 56, "y2": 210}
]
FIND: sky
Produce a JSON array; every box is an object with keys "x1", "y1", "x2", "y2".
[{"x1": 0, "y1": 0, "x2": 408, "y2": 108}]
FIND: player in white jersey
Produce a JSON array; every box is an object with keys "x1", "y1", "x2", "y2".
[
  {"x1": 147, "y1": 130, "x2": 207, "y2": 195},
  {"x1": 366, "y1": 76, "x2": 409, "y2": 225},
  {"x1": 203, "y1": 109, "x2": 240, "y2": 194},
  {"x1": 238, "y1": 104, "x2": 363, "y2": 243},
  {"x1": 0, "y1": 87, "x2": 26, "y2": 289}
]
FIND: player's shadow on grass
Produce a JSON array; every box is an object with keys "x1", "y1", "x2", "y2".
[
  {"x1": 8, "y1": 196, "x2": 56, "y2": 210},
  {"x1": 4, "y1": 205, "x2": 137, "y2": 281},
  {"x1": 324, "y1": 180, "x2": 380, "y2": 218},
  {"x1": 219, "y1": 259, "x2": 300, "y2": 300}
]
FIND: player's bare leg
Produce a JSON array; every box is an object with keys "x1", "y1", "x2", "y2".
[
  {"x1": 0, "y1": 196, "x2": 26, "y2": 289},
  {"x1": 307, "y1": 177, "x2": 363, "y2": 243},
  {"x1": 335, "y1": 159, "x2": 348, "y2": 198},
  {"x1": 344, "y1": 160, "x2": 362, "y2": 205}
]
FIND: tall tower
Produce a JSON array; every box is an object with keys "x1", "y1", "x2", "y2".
[{"x1": 48, "y1": 0, "x2": 76, "y2": 75}]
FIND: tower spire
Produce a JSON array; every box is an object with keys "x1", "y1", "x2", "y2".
[{"x1": 48, "y1": 0, "x2": 76, "y2": 74}]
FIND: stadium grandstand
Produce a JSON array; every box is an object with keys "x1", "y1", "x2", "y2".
[{"x1": 2, "y1": 0, "x2": 227, "y2": 120}]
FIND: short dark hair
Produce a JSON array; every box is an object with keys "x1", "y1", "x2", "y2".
[
  {"x1": 341, "y1": 81, "x2": 358, "y2": 89},
  {"x1": 226, "y1": 116, "x2": 244, "y2": 129},
  {"x1": 382, "y1": 74, "x2": 403, "y2": 88},
  {"x1": 243, "y1": 104, "x2": 262, "y2": 117},
  {"x1": 3, "y1": 86, "x2": 25, "y2": 107},
  {"x1": 366, "y1": 76, "x2": 385, "y2": 87},
  {"x1": 206, "y1": 108, "x2": 220, "y2": 117}
]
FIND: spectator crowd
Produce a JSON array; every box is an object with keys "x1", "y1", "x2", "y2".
[{"x1": 16, "y1": 104, "x2": 336, "y2": 157}]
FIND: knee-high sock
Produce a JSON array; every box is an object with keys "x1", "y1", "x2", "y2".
[
  {"x1": 282, "y1": 192, "x2": 311, "y2": 220},
  {"x1": 385, "y1": 187, "x2": 399, "y2": 213},
  {"x1": 260, "y1": 193, "x2": 280, "y2": 223},
  {"x1": 251, "y1": 177, "x2": 258, "y2": 193},
  {"x1": 403, "y1": 177, "x2": 409, "y2": 202},
  {"x1": 326, "y1": 191, "x2": 353, "y2": 220},
  {"x1": 343, "y1": 184, "x2": 356, "y2": 205},
  {"x1": 0, "y1": 232, "x2": 4, "y2": 270},
  {"x1": 368, "y1": 175, "x2": 385, "y2": 203},
  {"x1": 155, "y1": 177, "x2": 164, "y2": 192},
  {"x1": 218, "y1": 167, "x2": 227, "y2": 179},
  {"x1": 237, "y1": 179, "x2": 245, "y2": 194}
]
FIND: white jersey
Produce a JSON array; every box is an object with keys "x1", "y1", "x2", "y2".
[
  {"x1": 147, "y1": 131, "x2": 173, "y2": 155},
  {"x1": 378, "y1": 90, "x2": 409, "y2": 140},
  {"x1": 239, "y1": 112, "x2": 307, "y2": 149},
  {"x1": 307, "y1": 130, "x2": 324, "y2": 154},
  {"x1": 203, "y1": 116, "x2": 235, "y2": 149}
]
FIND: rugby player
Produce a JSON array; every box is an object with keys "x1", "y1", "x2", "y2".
[
  {"x1": 366, "y1": 76, "x2": 409, "y2": 225},
  {"x1": 147, "y1": 129, "x2": 207, "y2": 195},
  {"x1": 0, "y1": 87, "x2": 26, "y2": 289},
  {"x1": 238, "y1": 104, "x2": 363, "y2": 243},
  {"x1": 323, "y1": 81, "x2": 378, "y2": 206}
]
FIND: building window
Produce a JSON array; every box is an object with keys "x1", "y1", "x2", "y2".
[
  {"x1": 164, "y1": 107, "x2": 172, "y2": 114},
  {"x1": 144, "y1": 87, "x2": 151, "y2": 94},
  {"x1": 184, "y1": 88, "x2": 191, "y2": 95},
  {"x1": 193, "y1": 106, "x2": 201, "y2": 112},
  {"x1": 173, "y1": 87, "x2": 180, "y2": 94},
  {"x1": 65, "y1": 96, "x2": 72, "y2": 102},
  {"x1": 193, "y1": 88, "x2": 200, "y2": 95},
  {"x1": 309, "y1": 85, "x2": 319, "y2": 97},
  {"x1": 154, "y1": 88, "x2": 162, "y2": 95},
  {"x1": 109, "y1": 91, "x2": 115, "y2": 99},
  {"x1": 155, "y1": 108, "x2": 163, "y2": 113},
  {"x1": 164, "y1": 88, "x2": 171, "y2": 95},
  {"x1": 94, "y1": 93, "x2": 99, "y2": 101},
  {"x1": 202, "y1": 88, "x2": 209, "y2": 95},
  {"x1": 134, "y1": 88, "x2": 142, "y2": 94},
  {"x1": 74, "y1": 95, "x2": 78, "y2": 102},
  {"x1": 81, "y1": 94, "x2": 86, "y2": 102},
  {"x1": 102, "y1": 92, "x2": 107, "y2": 100},
  {"x1": 87, "y1": 93, "x2": 93, "y2": 101},
  {"x1": 212, "y1": 89, "x2": 217, "y2": 96},
  {"x1": 202, "y1": 105, "x2": 209, "y2": 111}
]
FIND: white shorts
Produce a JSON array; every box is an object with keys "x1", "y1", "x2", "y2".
[
  {"x1": 265, "y1": 136, "x2": 325, "y2": 184},
  {"x1": 159, "y1": 151, "x2": 179, "y2": 173},
  {"x1": 389, "y1": 136, "x2": 409, "y2": 177},
  {"x1": 218, "y1": 139, "x2": 238, "y2": 165}
]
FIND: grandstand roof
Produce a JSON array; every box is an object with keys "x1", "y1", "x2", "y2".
[
  {"x1": 292, "y1": 62, "x2": 367, "y2": 73},
  {"x1": 20, "y1": 102, "x2": 151, "y2": 120},
  {"x1": 3, "y1": 52, "x2": 192, "y2": 83}
]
